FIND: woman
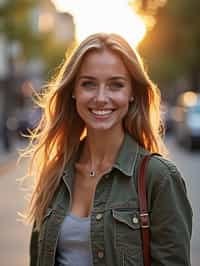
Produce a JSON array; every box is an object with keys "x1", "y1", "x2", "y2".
[{"x1": 26, "y1": 33, "x2": 192, "y2": 266}]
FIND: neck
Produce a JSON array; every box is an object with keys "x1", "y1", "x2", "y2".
[{"x1": 80, "y1": 128, "x2": 125, "y2": 169}]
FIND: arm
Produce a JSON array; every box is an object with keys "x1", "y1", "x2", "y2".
[
  {"x1": 29, "y1": 221, "x2": 39, "y2": 266},
  {"x1": 149, "y1": 159, "x2": 193, "y2": 266}
]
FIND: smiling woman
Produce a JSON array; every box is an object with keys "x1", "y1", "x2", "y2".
[
  {"x1": 25, "y1": 33, "x2": 192, "y2": 266},
  {"x1": 73, "y1": 49, "x2": 133, "y2": 133}
]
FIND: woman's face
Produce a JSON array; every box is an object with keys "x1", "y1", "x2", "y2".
[{"x1": 73, "y1": 49, "x2": 133, "y2": 133}]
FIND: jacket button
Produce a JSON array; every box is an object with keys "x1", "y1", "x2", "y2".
[
  {"x1": 96, "y1": 213, "x2": 103, "y2": 220},
  {"x1": 97, "y1": 251, "x2": 104, "y2": 259},
  {"x1": 132, "y1": 217, "x2": 139, "y2": 224}
]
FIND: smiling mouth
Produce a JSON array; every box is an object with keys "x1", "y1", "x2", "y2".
[{"x1": 89, "y1": 109, "x2": 115, "y2": 116}]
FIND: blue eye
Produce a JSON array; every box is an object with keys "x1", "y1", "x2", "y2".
[
  {"x1": 110, "y1": 82, "x2": 124, "y2": 90},
  {"x1": 81, "y1": 81, "x2": 96, "y2": 89}
]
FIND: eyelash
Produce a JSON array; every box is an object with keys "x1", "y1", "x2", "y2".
[
  {"x1": 110, "y1": 82, "x2": 124, "y2": 89},
  {"x1": 81, "y1": 81, "x2": 96, "y2": 88},
  {"x1": 80, "y1": 81, "x2": 124, "y2": 90}
]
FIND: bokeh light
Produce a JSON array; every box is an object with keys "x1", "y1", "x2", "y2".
[{"x1": 180, "y1": 91, "x2": 198, "y2": 107}]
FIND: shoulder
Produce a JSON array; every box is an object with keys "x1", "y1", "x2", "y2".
[
  {"x1": 137, "y1": 145, "x2": 183, "y2": 180},
  {"x1": 148, "y1": 154, "x2": 181, "y2": 178},
  {"x1": 145, "y1": 154, "x2": 187, "y2": 196},
  {"x1": 136, "y1": 145, "x2": 186, "y2": 194}
]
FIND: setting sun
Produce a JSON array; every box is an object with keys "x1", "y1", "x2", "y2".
[{"x1": 51, "y1": 0, "x2": 147, "y2": 47}]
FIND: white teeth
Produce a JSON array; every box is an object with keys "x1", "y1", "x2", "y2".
[{"x1": 91, "y1": 110, "x2": 113, "y2": 115}]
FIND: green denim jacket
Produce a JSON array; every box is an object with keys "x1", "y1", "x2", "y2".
[{"x1": 30, "y1": 133, "x2": 193, "y2": 266}]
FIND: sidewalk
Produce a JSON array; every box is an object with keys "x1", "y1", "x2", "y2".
[{"x1": 0, "y1": 150, "x2": 31, "y2": 266}]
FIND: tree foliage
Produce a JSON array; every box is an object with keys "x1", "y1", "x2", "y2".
[
  {"x1": 138, "y1": 0, "x2": 200, "y2": 90},
  {"x1": 0, "y1": 0, "x2": 37, "y2": 39},
  {"x1": 0, "y1": 0, "x2": 43, "y2": 58},
  {"x1": 0, "y1": 0, "x2": 70, "y2": 76}
]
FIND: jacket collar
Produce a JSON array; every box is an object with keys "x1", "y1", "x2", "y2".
[
  {"x1": 113, "y1": 133, "x2": 139, "y2": 176},
  {"x1": 62, "y1": 132, "x2": 139, "y2": 186}
]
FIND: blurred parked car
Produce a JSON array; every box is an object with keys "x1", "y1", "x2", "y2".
[{"x1": 173, "y1": 91, "x2": 200, "y2": 149}]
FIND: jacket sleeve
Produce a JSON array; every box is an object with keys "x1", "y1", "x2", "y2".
[
  {"x1": 148, "y1": 158, "x2": 193, "y2": 266},
  {"x1": 29, "y1": 221, "x2": 39, "y2": 266}
]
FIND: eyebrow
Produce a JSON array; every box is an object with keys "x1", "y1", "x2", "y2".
[
  {"x1": 78, "y1": 75, "x2": 128, "y2": 81},
  {"x1": 78, "y1": 75, "x2": 96, "y2": 81}
]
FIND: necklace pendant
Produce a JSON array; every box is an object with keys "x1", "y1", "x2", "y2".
[{"x1": 90, "y1": 171, "x2": 95, "y2": 177}]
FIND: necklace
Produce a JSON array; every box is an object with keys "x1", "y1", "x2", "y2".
[
  {"x1": 89, "y1": 170, "x2": 96, "y2": 177},
  {"x1": 89, "y1": 165, "x2": 112, "y2": 177},
  {"x1": 75, "y1": 162, "x2": 112, "y2": 178}
]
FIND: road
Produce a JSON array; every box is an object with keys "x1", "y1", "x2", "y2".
[
  {"x1": 0, "y1": 135, "x2": 199, "y2": 266},
  {"x1": 165, "y1": 135, "x2": 200, "y2": 266}
]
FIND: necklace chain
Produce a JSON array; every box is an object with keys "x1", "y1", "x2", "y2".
[{"x1": 75, "y1": 162, "x2": 112, "y2": 177}]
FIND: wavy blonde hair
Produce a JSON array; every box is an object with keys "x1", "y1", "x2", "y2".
[{"x1": 23, "y1": 33, "x2": 166, "y2": 229}]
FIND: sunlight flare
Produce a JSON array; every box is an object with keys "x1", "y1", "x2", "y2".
[{"x1": 51, "y1": 0, "x2": 147, "y2": 47}]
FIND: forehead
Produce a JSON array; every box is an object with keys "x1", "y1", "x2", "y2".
[{"x1": 77, "y1": 49, "x2": 130, "y2": 77}]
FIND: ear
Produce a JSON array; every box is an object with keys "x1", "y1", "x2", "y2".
[{"x1": 129, "y1": 96, "x2": 134, "y2": 103}]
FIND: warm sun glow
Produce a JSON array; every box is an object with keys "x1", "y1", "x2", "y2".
[
  {"x1": 51, "y1": 0, "x2": 147, "y2": 47},
  {"x1": 180, "y1": 91, "x2": 198, "y2": 107}
]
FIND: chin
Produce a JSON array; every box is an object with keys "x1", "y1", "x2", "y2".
[{"x1": 87, "y1": 121, "x2": 122, "y2": 133}]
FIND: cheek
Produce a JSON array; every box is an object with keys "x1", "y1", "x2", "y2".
[
  {"x1": 75, "y1": 94, "x2": 90, "y2": 118},
  {"x1": 115, "y1": 94, "x2": 130, "y2": 108},
  {"x1": 74, "y1": 86, "x2": 92, "y2": 102},
  {"x1": 116, "y1": 95, "x2": 131, "y2": 118},
  {"x1": 75, "y1": 102, "x2": 86, "y2": 123},
  {"x1": 75, "y1": 90, "x2": 89, "y2": 105}
]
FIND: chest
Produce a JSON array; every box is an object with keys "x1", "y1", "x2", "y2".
[
  {"x1": 38, "y1": 171, "x2": 142, "y2": 266},
  {"x1": 71, "y1": 172, "x2": 105, "y2": 217}
]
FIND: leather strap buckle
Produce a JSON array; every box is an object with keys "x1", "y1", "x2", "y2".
[{"x1": 140, "y1": 212, "x2": 150, "y2": 229}]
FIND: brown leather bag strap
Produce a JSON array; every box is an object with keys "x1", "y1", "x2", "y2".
[{"x1": 137, "y1": 154, "x2": 153, "y2": 266}]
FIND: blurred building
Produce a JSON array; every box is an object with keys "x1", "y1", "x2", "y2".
[
  {"x1": 0, "y1": 0, "x2": 75, "y2": 151},
  {"x1": 39, "y1": 0, "x2": 74, "y2": 44}
]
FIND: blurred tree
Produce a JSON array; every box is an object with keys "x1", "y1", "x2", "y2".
[
  {"x1": 0, "y1": 0, "x2": 75, "y2": 78},
  {"x1": 0, "y1": 0, "x2": 42, "y2": 58},
  {"x1": 136, "y1": 0, "x2": 200, "y2": 93},
  {"x1": 0, "y1": 0, "x2": 43, "y2": 151}
]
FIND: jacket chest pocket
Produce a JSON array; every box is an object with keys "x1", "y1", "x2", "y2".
[{"x1": 112, "y1": 209, "x2": 143, "y2": 266}]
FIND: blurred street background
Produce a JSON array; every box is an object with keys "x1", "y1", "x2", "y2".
[{"x1": 0, "y1": 0, "x2": 199, "y2": 266}]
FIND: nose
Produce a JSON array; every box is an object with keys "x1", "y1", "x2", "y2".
[{"x1": 94, "y1": 85, "x2": 109, "y2": 104}]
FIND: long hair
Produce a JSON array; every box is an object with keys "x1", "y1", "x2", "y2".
[{"x1": 23, "y1": 33, "x2": 166, "y2": 230}]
